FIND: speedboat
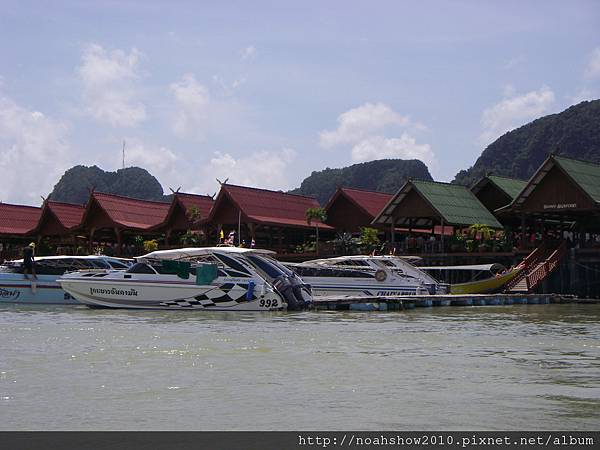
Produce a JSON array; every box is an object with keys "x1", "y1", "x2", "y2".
[
  {"x1": 0, "y1": 255, "x2": 132, "y2": 305},
  {"x1": 285, "y1": 254, "x2": 447, "y2": 298},
  {"x1": 58, "y1": 247, "x2": 313, "y2": 311}
]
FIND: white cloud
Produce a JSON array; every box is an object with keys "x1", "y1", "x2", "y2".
[
  {"x1": 0, "y1": 94, "x2": 72, "y2": 205},
  {"x1": 568, "y1": 88, "x2": 600, "y2": 104},
  {"x1": 194, "y1": 148, "x2": 297, "y2": 193},
  {"x1": 351, "y1": 134, "x2": 436, "y2": 168},
  {"x1": 319, "y1": 102, "x2": 410, "y2": 148},
  {"x1": 584, "y1": 47, "x2": 600, "y2": 79},
  {"x1": 480, "y1": 86, "x2": 555, "y2": 145},
  {"x1": 77, "y1": 44, "x2": 146, "y2": 127},
  {"x1": 170, "y1": 73, "x2": 210, "y2": 138},
  {"x1": 240, "y1": 46, "x2": 257, "y2": 61},
  {"x1": 318, "y1": 102, "x2": 436, "y2": 172}
]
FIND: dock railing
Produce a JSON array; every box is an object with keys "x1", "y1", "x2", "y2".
[
  {"x1": 504, "y1": 241, "x2": 568, "y2": 293},
  {"x1": 526, "y1": 240, "x2": 568, "y2": 291}
]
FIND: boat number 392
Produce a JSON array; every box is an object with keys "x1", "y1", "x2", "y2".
[{"x1": 259, "y1": 298, "x2": 279, "y2": 308}]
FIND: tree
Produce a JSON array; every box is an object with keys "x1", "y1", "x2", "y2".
[
  {"x1": 468, "y1": 223, "x2": 494, "y2": 241},
  {"x1": 186, "y1": 206, "x2": 202, "y2": 230},
  {"x1": 357, "y1": 227, "x2": 381, "y2": 254},
  {"x1": 305, "y1": 207, "x2": 327, "y2": 255},
  {"x1": 143, "y1": 239, "x2": 159, "y2": 253}
]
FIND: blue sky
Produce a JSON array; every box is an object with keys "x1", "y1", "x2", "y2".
[{"x1": 1, "y1": 1, "x2": 599, "y2": 205}]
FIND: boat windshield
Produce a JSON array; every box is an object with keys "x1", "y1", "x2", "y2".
[
  {"x1": 3, "y1": 257, "x2": 112, "y2": 275},
  {"x1": 289, "y1": 265, "x2": 376, "y2": 279},
  {"x1": 246, "y1": 254, "x2": 289, "y2": 279}
]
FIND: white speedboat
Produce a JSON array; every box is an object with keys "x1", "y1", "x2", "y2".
[
  {"x1": 286, "y1": 254, "x2": 448, "y2": 297},
  {"x1": 58, "y1": 247, "x2": 313, "y2": 311},
  {"x1": 0, "y1": 255, "x2": 132, "y2": 305}
]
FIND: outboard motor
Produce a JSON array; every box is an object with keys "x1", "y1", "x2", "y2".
[{"x1": 273, "y1": 275, "x2": 313, "y2": 311}]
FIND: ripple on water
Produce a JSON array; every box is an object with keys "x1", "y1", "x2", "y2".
[{"x1": 0, "y1": 303, "x2": 599, "y2": 430}]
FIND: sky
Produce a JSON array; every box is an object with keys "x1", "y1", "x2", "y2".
[{"x1": 0, "y1": 1, "x2": 599, "y2": 205}]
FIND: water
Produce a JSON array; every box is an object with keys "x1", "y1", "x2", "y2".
[{"x1": 1, "y1": 304, "x2": 599, "y2": 430}]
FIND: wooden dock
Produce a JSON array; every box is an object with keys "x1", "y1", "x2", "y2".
[{"x1": 313, "y1": 293, "x2": 600, "y2": 311}]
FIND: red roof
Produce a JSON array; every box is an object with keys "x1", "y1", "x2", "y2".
[
  {"x1": 46, "y1": 201, "x2": 85, "y2": 229},
  {"x1": 175, "y1": 192, "x2": 214, "y2": 219},
  {"x1": 326, "y1": 187, "x2": 392, "y2": 219},
  {"x1": 83, "y1": 192, "x2": 170, "y2": 230},
  {"x1": 152, "y1": 192, "x2": 215, "y2": 231},
  {"x1": 210, "y1": 184, "x2": 332, "y2": 229},
  {"x1": 0, "y1": 203, "x2": 42, "y2": 235}
]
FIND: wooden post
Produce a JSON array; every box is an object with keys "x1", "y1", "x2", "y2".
[
  {"x1": 278, "y1": 228, "x2": 284, "y2": 254},
  {"x1": 440, "y1": 217, "x2": 445, "y2": 252},
  {"x1": 248, "y1": 223, "x2": 256, "y2": 240},
  {"x1": 390, "y1": 217, "x2": 395, "y2": 244},
  {"x1": 237, "y1": 209, "x2": 242, "y2": 246},
  {"x1": 89, "y1": 227, "x2": 96, "y2": 254},
  {"x1": 520, "y1": 213, "x2": 526, "y2": 250},
  {"x1": 114, "y1": 227, "x2": 123, "y2": 256}
]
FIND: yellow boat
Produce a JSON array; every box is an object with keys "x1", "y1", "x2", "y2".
[{"x1": 421, "y1": 264, "x2": 523, "y2": 295}]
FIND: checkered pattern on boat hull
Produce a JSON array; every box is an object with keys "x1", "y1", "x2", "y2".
[{"x1": 159, "y1": 283, "x2": 253, "y2": 308}]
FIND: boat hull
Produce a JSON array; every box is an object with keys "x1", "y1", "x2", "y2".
[
  {"x1": 0, "y1": 274, "x2": 79, "y2": 305},
  {"x1": 303, "y1": 280, "x2": 425, "y2": 298},
  {"x1": 58, "y1": 277, "x2": 286, "y2": 311},
  {"x1": 450, "y1": 268, "x2": 523, "y2": 294}
]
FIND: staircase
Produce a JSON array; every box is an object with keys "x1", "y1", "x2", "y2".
[{"x1": 504, "y1": 241, "x2": 568, "y2": 294}]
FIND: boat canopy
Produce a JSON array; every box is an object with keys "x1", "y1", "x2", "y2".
[
  {"x1": 421, "y1": 263, "x2": 506, "y2": 273},
  {"x1": 139, "y1": 247, "x2": 276, "y2": 261}
]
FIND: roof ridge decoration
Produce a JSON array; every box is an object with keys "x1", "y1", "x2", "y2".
[
  {"x1": 176, "y1": 192, "x2": 215, "y2": 199},
  {"x1": 47, "y1": 200, "x2": 86, "y2": 208},
  {"x1": 340, "y1": 186, "x2": 392, "y2": 195},
  {"x1": 92, "y1": 190, "x2": 170, "y2": 205},
  {"x1": 0, "y1": 202, "x2": 42, "y2": 210},
  {"x1": 223, "y1": 183, "x2": 319, "y2": 200},
  {"x1": 553, "y1": 154, "x2": 600, "y2": 168},
  {"x1": 487, "y1": 174, "x2": 528, "y2": 181}
]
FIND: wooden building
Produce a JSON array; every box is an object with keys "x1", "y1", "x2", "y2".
[
  {"x1": 372, "y1": 179, "x2": 502, "y2": 248},
  {"x1": 205, "y1": 184, "x2": 333, "y2": 253},
  {"x1": 76, "y1": 192, "x2": 170, "y2": 254},
  {"x1": 33, "y1": 201, "x2": 85, "y2": 241},
  {"x1": 497, "y1": 155, "x2": 600, "y2": 239},
  {"x1": 471, "y1": 174, "x2": 527, "y2": 213},
  {"x1": 324, "y1": 187, "x2": 392, "y2": 232},
  {"x1": 154, "y1": 192, "x2": 215, "y2": 244},
  {"x1": 0, "y1": 202, "x2": 42, "y2": 260}
]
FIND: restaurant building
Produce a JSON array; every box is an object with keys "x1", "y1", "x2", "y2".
[
  {"x1": 372, "y1": 179, "x2": 502, "y2": 253},
  {"x1": 153, "y1": 192, "x2": 215, "y2": 245},
  {"x1": 471, "y1": 174, "x2": 527, "y2": 214},
  {"x1": 0, "y1": 203, "x2": 41, "y2": 260},
  {"x1": 75, "y1": 192, "x2": 170, "y2": 254},
  {"x1": 324, "y1": 187, "x2": 392, "y2": 232},
  {"x1": 205, "y1": 183, "x2": 333, "y2": 254}
]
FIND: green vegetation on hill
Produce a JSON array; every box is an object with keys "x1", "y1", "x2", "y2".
[
  {"x1": 48, "y1": 165, "x2": 168, "y2": 204},
  {"x1": 290, "y1": 159, "x2": 433, "y2": 205},
  {"x1": 454, "y1": 99, "x2": 600, "y2": 186}
]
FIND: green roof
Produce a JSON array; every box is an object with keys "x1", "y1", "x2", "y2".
[
  {"x1": 555, "y1": 156, "x2": 600, "y2": 203},
  {"x1": 413, "y1": 180, "x2": 503, "y2": 228},
  {"x1": 488, "y1": 175, "x2": 527, "y2": 200}
]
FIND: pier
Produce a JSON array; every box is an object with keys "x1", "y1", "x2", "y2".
[{"x1": 313, "y1": 293, "x2": 599, "y2": 311}]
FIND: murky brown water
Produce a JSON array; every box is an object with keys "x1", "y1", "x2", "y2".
[{"x1": 1, "y1": 304, "x2": 599, "y2": 430}]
